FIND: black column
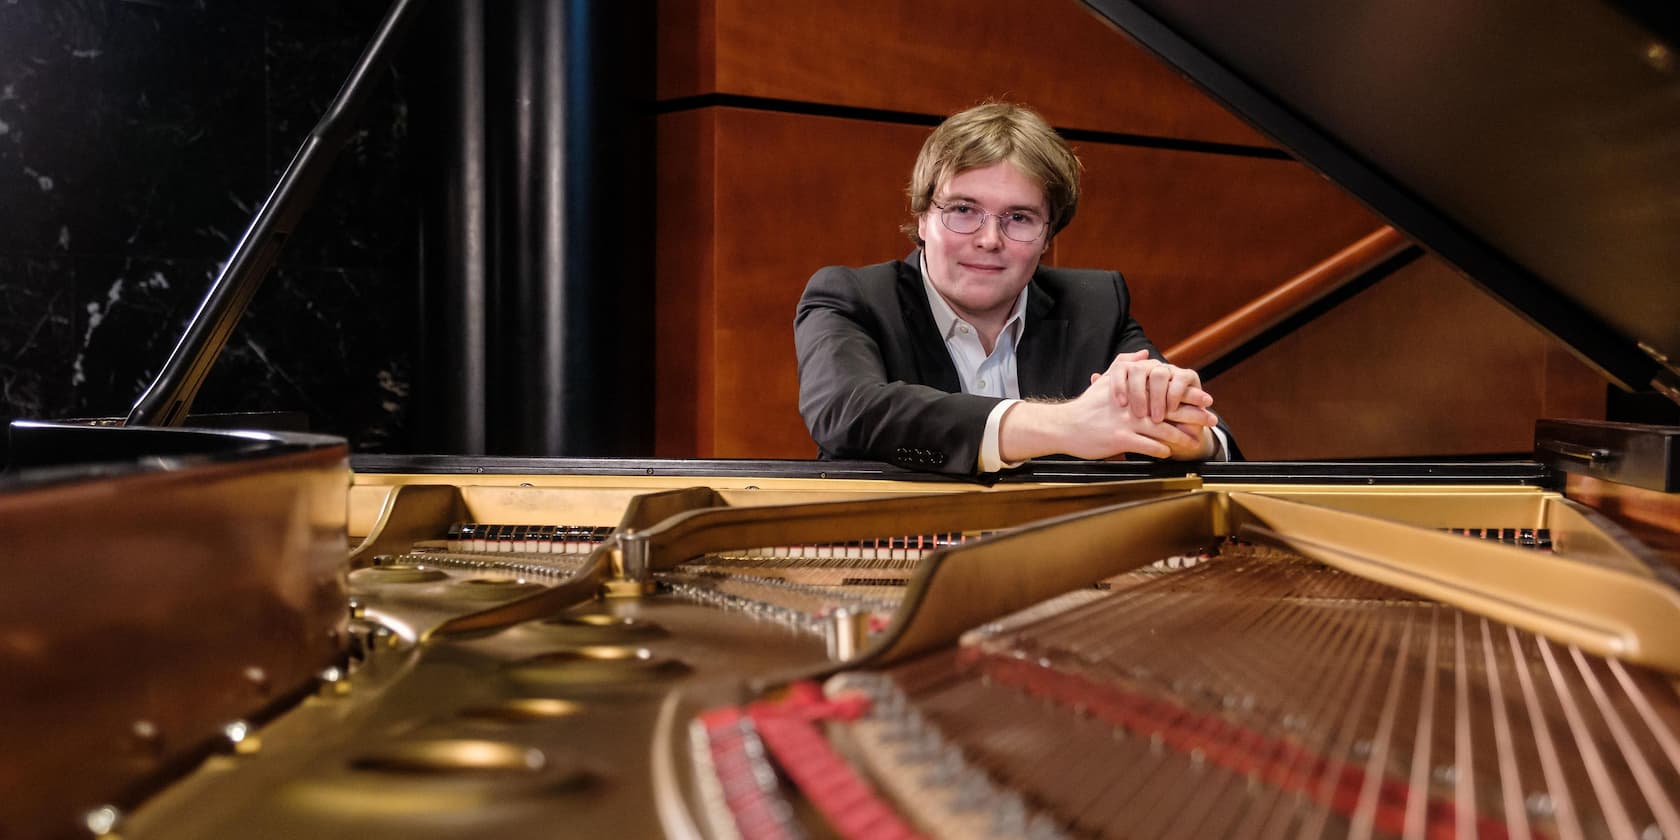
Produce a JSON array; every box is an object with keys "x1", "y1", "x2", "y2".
[
  {"x1": 414, "y1": 0, "x2": 488, "y2": 454},
  {"x1": 492, "y1": 0, "x2": 567, "y2": 454},
  {"x1": 416, "y1": 0, "x2": 652, "y2": 457}
]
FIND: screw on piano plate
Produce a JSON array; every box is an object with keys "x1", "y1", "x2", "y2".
[
  {"x1": 318, "y1": 665, "x2": 350, "y2": 697},
  {"x1": 1351, "y1": 739, "x2": 1372, "y2": 759},
  {"x1": 1641, "y1": 825, "x2": 1664, "y2": 840},
  {"x1": 128, "y1": 719, "x2": 163, "y2": 758},
  {"x1": 1431, "y1": 765, "x2": 1458, "y2": 785},
  {"x1": 1525, "y1": 792, "x2": 1555, "y2": 818},
  {"x1": 243, "y1": 666, "x2": 269, "y2": 693},
  {"x1": 223, "y1": 720, "x2": 261, "y2": 755},
  {"x1": 83, "y1": 804, "x2": 121, "y2": 836}
]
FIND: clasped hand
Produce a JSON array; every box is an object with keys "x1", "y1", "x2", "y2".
[
  {"x1": 996, "y1": 350, "x2": 1220, "y2": 462},
  {"x1": 1070, "y1": 350, "x2": 1218, "y2": 460}
]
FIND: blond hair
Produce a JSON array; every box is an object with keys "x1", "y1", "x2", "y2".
[{"x1": 905, "y1": 102, "x2": 1083, "y2": 246}]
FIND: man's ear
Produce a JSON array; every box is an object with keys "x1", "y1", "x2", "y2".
[{"x1": 916, "y1": 213, "x2": 930, "y2": 244}]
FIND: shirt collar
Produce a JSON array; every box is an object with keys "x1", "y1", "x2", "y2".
[{"x1": 919, "y1": 250, "x2": 1031, "y2": 348}]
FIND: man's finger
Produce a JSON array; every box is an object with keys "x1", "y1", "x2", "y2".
[
  {"x1": 1108, "y1": 370, "x2": 1130, "y2": 407},
  {"x1": 1164, "y1": 405, "x2": 1219, "y2": 426},
  {"x1": 1126, "y1": 366, "x2": 1150, "y2": 418},
  {"x1": 1181, "y1": 385, "x2": 1214, "y2": 408},
  {"x1": 1102, "y1": 349, "x2": 1150, "y2": 377},
  {"x1": 1117, "y1": 431, "x2": 1172, "y2": 459},
  {"x1": 1164, "y1": 370, "x2": 1190, "y2": 420},
  {"x1": 1133, "y1": 420, "x2": 1199, "y2": 451},
  {"x1": 1147, "y1": 364, "x2": 1172, "y2": 423}
]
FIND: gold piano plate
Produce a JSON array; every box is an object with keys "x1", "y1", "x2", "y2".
[
  {"x1": 350, "y1": 563, "x2": 447, "y2": 583},
  {"x1": 531, "y1": 613, "x2": 670, "y2": 644},
  {"x1": 455, "y1": 698, "x2": 586, "y2": 724},
  {"x1": 447, "y1": 577, "x2": 547, "y2": 601},
  {"x1": 502, "y1": 646, "x2": 692, "y2": 686},
  {"x1": 30, "y1": 465, "x2": 1680, "y2": 840},
  {"x1": 348, "y1": 738, "x2": 552, "y2": 776}
]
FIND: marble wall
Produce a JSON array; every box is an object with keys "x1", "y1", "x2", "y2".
[{"x1": 0, "y1": 0, "x2": 415, "y2": 451}]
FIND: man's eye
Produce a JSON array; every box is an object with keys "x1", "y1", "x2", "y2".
[
  {"x1": 948, "y1": 204, "x2": 978, "y2": 215},
  {"x1": 1007, "y1": 212, "x2": 1039, "y2": 225}
]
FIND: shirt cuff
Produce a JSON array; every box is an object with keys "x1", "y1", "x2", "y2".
[
  {"x1": 1207, "y1": 427, "x2": 1232, "y2": 462},
  {"x1": 978, "y1": 399, "x2": 1025, "y2": 473}
]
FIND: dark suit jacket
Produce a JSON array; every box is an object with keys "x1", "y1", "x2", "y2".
[{"x1": 795, "y1": 251, "x2": 1231, "y2": 475}]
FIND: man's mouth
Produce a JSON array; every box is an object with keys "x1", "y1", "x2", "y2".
[{"x1": 960, "y1": 262, "x2": 1005, "y2": 272}]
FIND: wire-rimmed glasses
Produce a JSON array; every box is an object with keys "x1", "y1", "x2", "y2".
[{"x1": 931, "y1": 199, "x2": 1048, "y2": 243}]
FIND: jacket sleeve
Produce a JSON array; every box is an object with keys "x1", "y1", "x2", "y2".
[{"x1": 794, "y1": 265, "x2": 998, "y2": 475}]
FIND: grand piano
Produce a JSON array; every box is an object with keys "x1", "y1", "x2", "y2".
[{"x1": 3, "y1": 1, "x2": 1678, "y2": 837}]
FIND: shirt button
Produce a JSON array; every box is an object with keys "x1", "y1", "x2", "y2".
[
  {"x1": 977, "y1": 379, "x2": 987, "y2": 389},
  {"x1": 958, "y1": 325, "x2": 969, "y2": 334}
]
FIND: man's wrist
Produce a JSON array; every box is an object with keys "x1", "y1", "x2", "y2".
[
  {"x1": 978, "y1": 399, "x2": 1025, "y2": 472},
  {"x1": 996, "y1": 399, "x2": 1060, "y2": 464}
]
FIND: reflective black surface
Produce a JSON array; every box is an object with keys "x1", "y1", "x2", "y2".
[
  {"x1": 1085, "y1": 0, "x2": 1680, "y2": 397},
  {"x1": 0, "y1": 1, "x2": 414, "y2": 448}
]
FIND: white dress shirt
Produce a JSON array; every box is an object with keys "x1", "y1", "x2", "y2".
[{"x1": 920, "y1": 253, "x2": 1228, "y2": 472}]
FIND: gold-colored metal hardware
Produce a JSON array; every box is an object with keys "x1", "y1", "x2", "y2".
[
  {"x1": 1231, "y1": 492, "x2": 1680, "y2": 672},
  {"x1": 352, "y1": 564, "x2": 446, "y2": 583},
  {"x1": 502, "y1": 647, "x2": 689, "y2": 686},
  {"x1": 455, "y1": 698, "x2": 584, "y2": 723},
  {"x1": 348, "y1": 740, "x2": 548, "y2": 776}
]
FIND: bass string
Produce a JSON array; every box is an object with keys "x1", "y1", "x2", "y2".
[{"x1": 1567, "y1": 645, "x2": 1680, "y2": 838}]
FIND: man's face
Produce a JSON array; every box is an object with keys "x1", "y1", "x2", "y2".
[{"x1": 917, "y1": 160, "x2": 1050, "y2": 328}]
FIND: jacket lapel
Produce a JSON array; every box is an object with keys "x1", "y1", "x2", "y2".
[
  {"x1": 1017, "y1": 280, "x2": 1070, "y2": 398},
  {"x1": 898, "y1": 254, "x2": 962, "y2": 393}
]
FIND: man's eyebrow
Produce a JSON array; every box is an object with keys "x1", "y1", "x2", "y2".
[{"x1": 939, "y1": 194, "x2": 1045, "y2": 213}]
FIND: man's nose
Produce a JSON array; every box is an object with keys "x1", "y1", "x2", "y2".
[{"x1": 973, "y1": 215, "x2": 1004, "y2": 248}]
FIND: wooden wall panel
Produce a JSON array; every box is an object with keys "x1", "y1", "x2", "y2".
[
  {"x1": 653, "y1": 108, "x2": 717, "y2": 457},
  {"x1": 658, "y1": 0, "x2": 1269, "y2": 147},
  {"x1": 654, "y1": 106, "x2": 1409, "y2": 459},
  {"x1": 652, "y1": 0, "x2": 1613, "y2": 463},
  {"x1": 1210, "y1": 258, "x2": 1605, "y2": 460},
  {"x1": 680, "y1": 111, "x2": 931, "y2": 458},
  {"x1": 1052, "y1": 145, "x2": 1384, "y2": 347}
]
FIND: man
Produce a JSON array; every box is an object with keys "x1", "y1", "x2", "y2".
[{"x1": 795, "y1": 102, "x2": 1233, "y2": 476}]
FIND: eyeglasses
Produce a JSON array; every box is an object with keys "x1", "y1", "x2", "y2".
[{"x1": 931, "y1": 199, "x2": 1048, "y2": 243}]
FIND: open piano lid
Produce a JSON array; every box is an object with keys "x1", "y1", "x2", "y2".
[{"x1": 1084, "y1": 0, "x2": 1680, "y2": 400}]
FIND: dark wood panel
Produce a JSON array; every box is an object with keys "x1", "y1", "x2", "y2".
[
  {"x1": 1051, "y1": 143, "x2": 1384, "y2": 348},
  {"x1": 707, "y1": 110, "x2": 928, "y2": 458},
  {"x1": 655, "y1": 109, "x2": 930, "y2": 459},
  {"x1": 1210, "y1": 258, "x2": 1606, "y2": 460},
  {"x1": 654, "y1": 109, "x2": 717, "y2": 457},
  {"x1": 658, "y1": 108, "x2": 1611, "y2": 460},
  {"x1": 658, "y1": 0, "x2": 1269, "y2": 147},
  {"x1": 655, "y1": 0, "x2": 715, "y2": 102},
  {"x1": 656, "y1": 108, "x2": 1472, "y2": 460}
]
